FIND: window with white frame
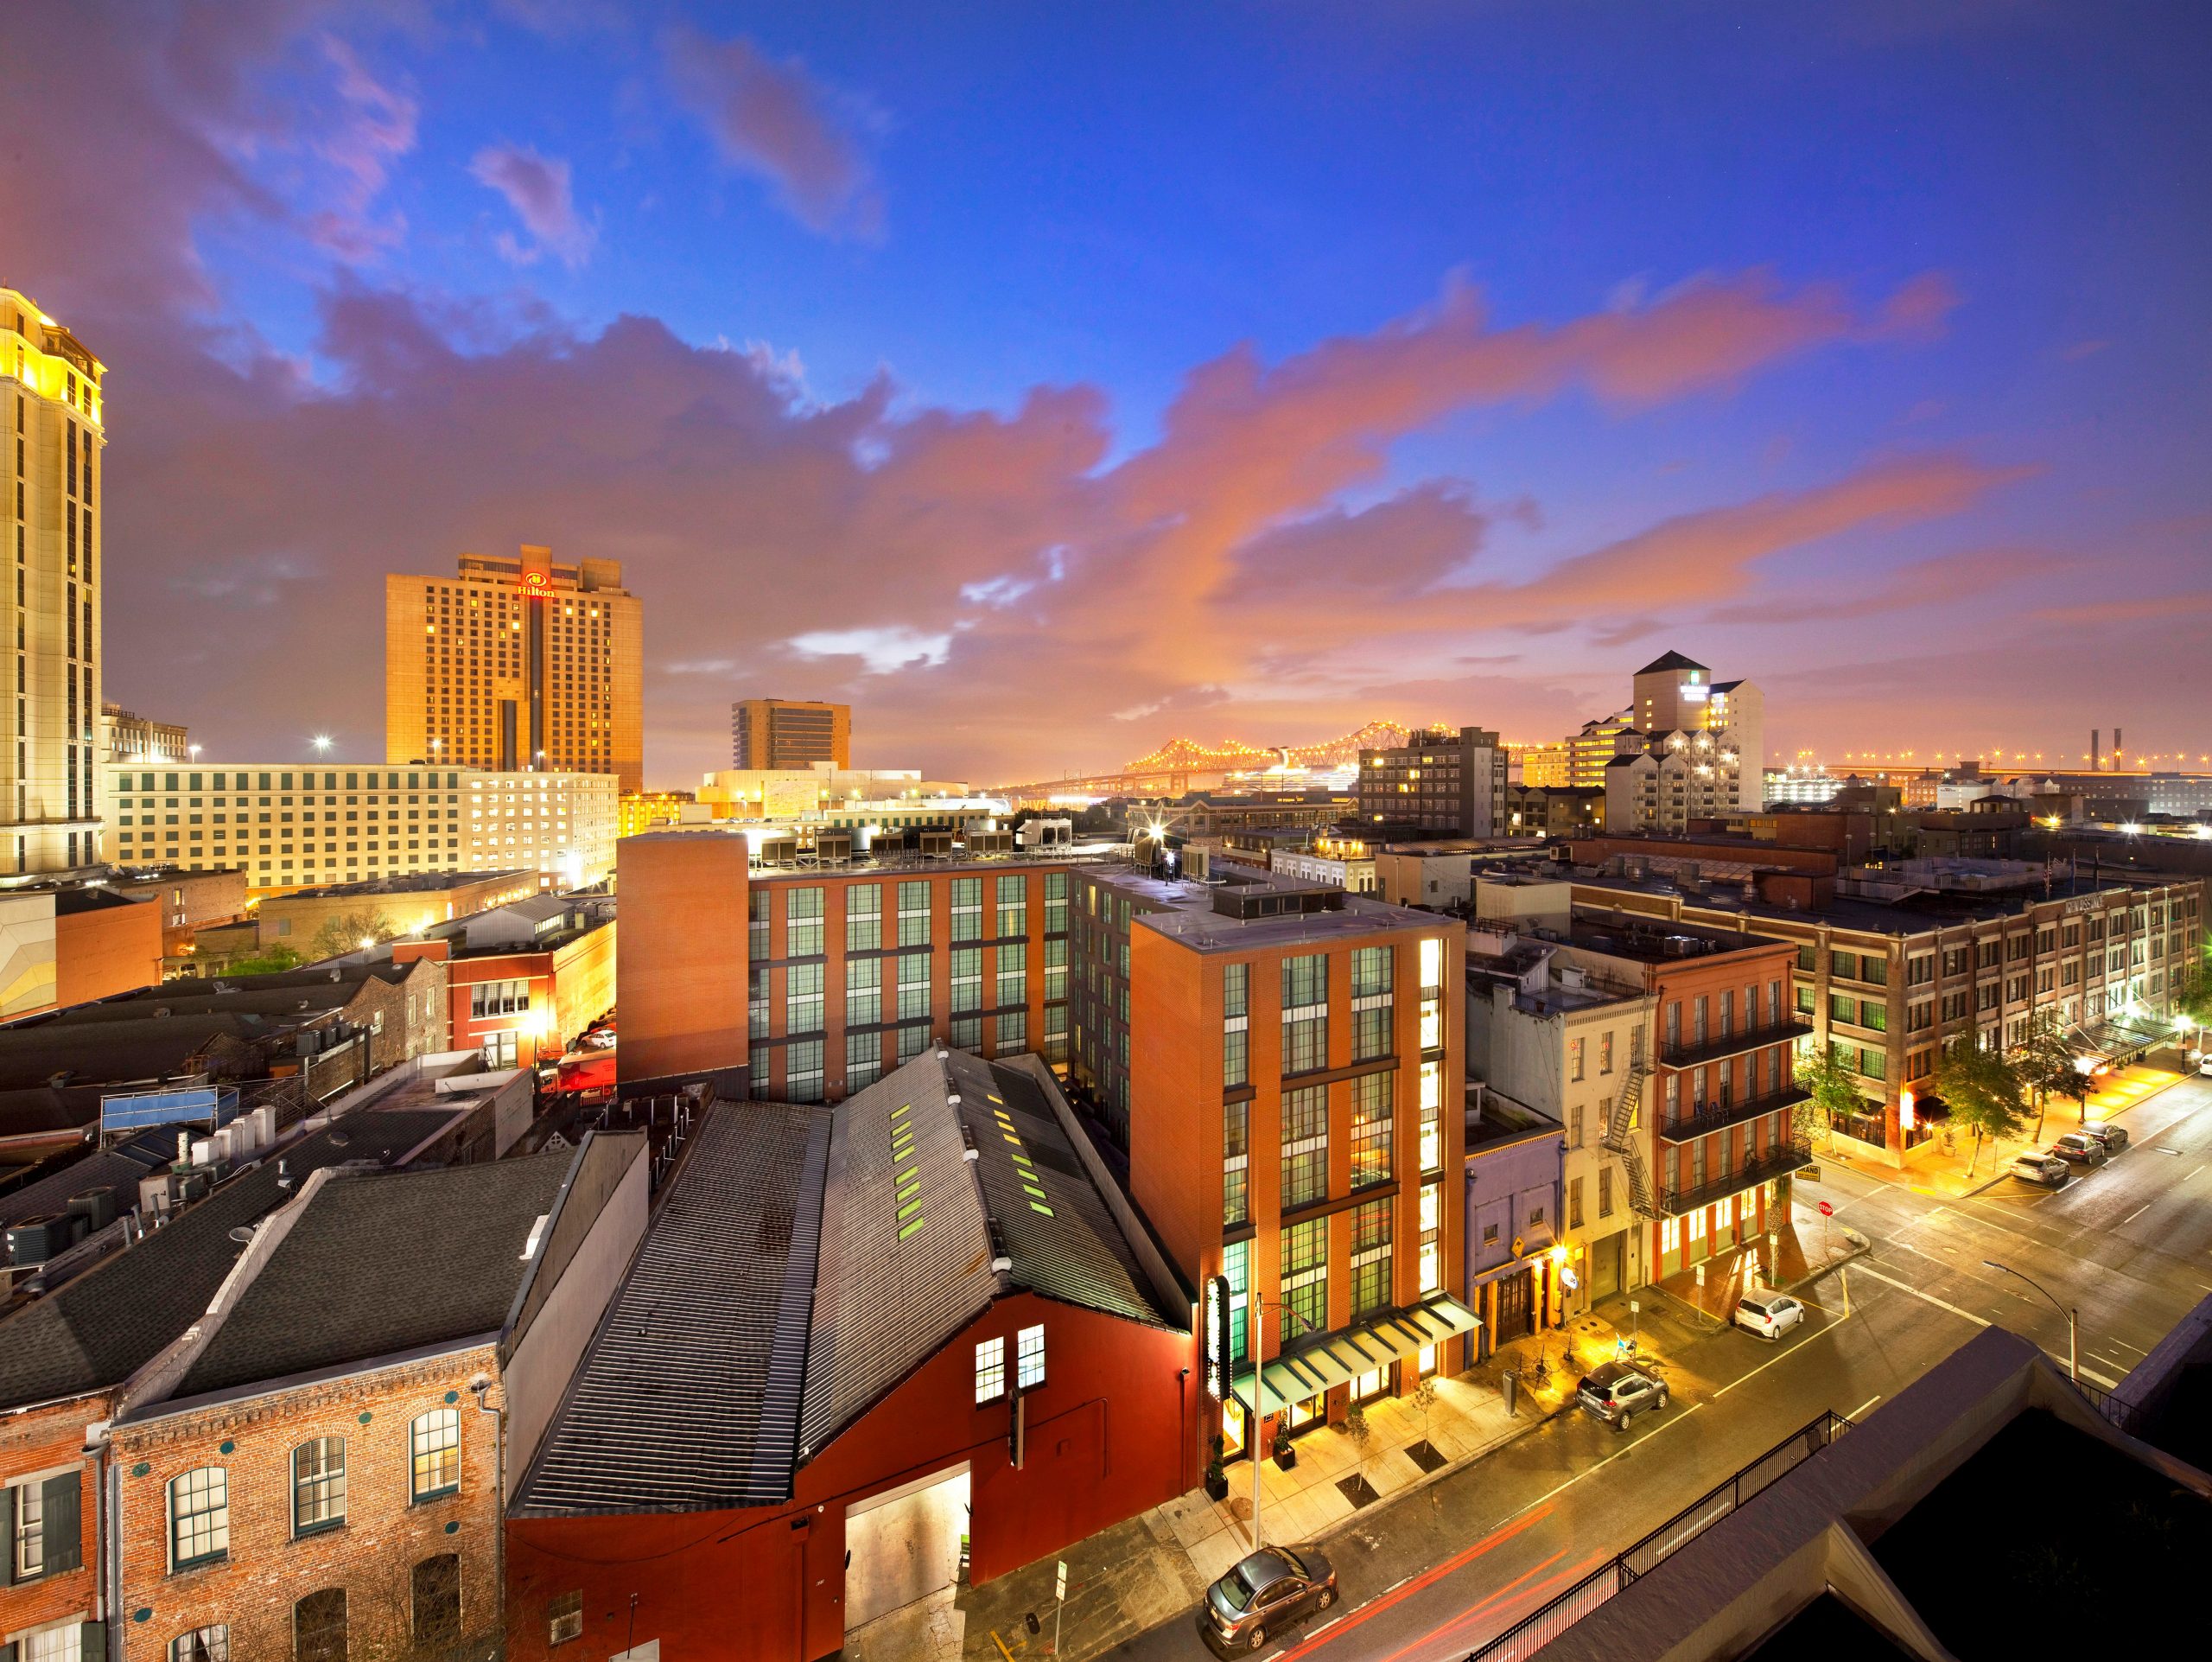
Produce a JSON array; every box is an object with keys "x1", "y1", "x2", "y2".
[
  {"x1": 169, "y1": 1626, "x2": 230, "y2": 1662},
  {"x1": 1017, "y1": 1323, "x2": 1046, "y2": 1389},
  {"x1": 20, "y1": 1624, "x2": 79, "y2": 1662},
  {"x1": 168, "y1": 1466, "x2": 228, "y2": 1570},
  {"x1": 292, "y1": 1436, "x2": 346, "y2": 1535},
  {"x1": 975, "y1": 1336, "x2": 1007, "y2": 1404},
  {"x1": 410, "y1": 1409, "x2": 461, "y2": 1501}
]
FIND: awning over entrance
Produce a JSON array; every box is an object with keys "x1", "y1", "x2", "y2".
[
  {"x1": 2069, "y1": 1015, "x2": 2167, "y2": 1065},
  {"x1": 1230, "y1": 1294, "x2": 1479, "y2": 1416}
]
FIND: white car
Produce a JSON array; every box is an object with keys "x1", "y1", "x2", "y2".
[{"x1": 1733, "y1": 1292, "x2": 1806, "y2": 1340}]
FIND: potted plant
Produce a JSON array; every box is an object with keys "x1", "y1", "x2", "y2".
[
  {"x1": 1203, "y1": 1433, "x2": 1230, "y2": 1501},
  {"x1": 1271, "y1": 1419, "x2": 1297, "y2": 1471}
]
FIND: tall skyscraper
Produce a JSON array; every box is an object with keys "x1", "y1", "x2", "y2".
[
  {"x1": 387, "y1": 545, "x2": 643, "y2": 792},
  {"x1": 2, "y1": 290, "x2": 104, "y2": 874},
  {"x1": 731, "y1": 697, "x2": 850, "y2": 770}
]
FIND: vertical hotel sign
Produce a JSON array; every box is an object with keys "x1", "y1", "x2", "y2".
[{"x1": 1204, "y1": 1275, "x2": 1231, "y2": 1401}]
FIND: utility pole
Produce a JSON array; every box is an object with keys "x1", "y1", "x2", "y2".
[{"x1": 1983, "y1": 1259, "x2": 2078, "y2": 1382}]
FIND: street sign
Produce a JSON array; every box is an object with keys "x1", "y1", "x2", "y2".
[
  {"x1": 1055, "y1": 1562, "x2": 1067, "y2": 1600},
  {"x1": 1695, "y1": 1262, "x2": 1706, "y2": 1286},
  {"x1": 1818, "y1": 1200, "x2": 1834, "y2": 1218},
  {"x1": 1203, "y1": 1276, "x2": 1231, "y2": 1402}
]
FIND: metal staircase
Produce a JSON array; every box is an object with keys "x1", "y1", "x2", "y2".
[{"x1": 1604, "y1": 1066, "x2": 1658, "y2": 1218}]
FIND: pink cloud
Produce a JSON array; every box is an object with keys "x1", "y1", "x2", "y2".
[
  {"x1": 470, "y1": 143, "x2": 596, "y2": 266},
  {"x1": 663, "y1": 26, "x2": 884, "y2": 237}
]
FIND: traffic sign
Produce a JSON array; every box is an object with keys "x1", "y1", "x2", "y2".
[
  {"x1": 1818, "y1": 1200, "x2": 1834, "y2": 1218},
  {"x1": 1055, "y1": 1561, "x2": 1067, "y2": 1600}
]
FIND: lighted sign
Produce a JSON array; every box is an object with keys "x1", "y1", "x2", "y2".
[
  {"x1": 1203, "y1": 1275, "x2": 1232, "y2": 1402},
  {"x1": 523, "y1": 569, "x2": 549, "y2": 589},
  {"x1": 1560, "y1": 1268, "x2": 1580, "y2": 1291},
  {"x1": 1898, "y1": 1088, "x2": 1916, "y2": 1132}
]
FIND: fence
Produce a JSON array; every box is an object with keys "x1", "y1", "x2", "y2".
[{"x1": 1464, "y1": 1410, "x2": 1854, "y2": 1662}]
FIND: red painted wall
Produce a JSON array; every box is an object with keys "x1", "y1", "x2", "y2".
[{"x1": 506, "y1": 1291, "x2": 1195, "y2": 1662}]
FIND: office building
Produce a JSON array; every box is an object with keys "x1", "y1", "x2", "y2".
[
  {"x1": 731, "y1": 697, "x2": 850, "y2": 770},
  {"x1": 101, "y1": 761, "x2": 617, "y2": 895},
  {"x1": 2, "y1": 290, "x2": 104, "y2": 875},
  {"x1": 385, "y1": 894, "x2": 616, "y2": 1070},
  {"x1": 99, "y1": 703, "x2": 188, "y2": 768},
  {"x1": 1356, "y1": 725, "x2": 1509, "y2": 838},
  {"x1": 385, "y1": 545, "x2": 643, "y2": 791}
]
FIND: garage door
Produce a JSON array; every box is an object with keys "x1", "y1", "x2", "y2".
[{"x1": 844, "y1": 1463, "x2": 971, "y2": 1631}]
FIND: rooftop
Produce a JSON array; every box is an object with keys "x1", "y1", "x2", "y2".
[
  {"x1": 1090, "y1": 864, "x2": 1449, "y2": 952},
  {"x1": 1637, "y1": 650, "x2": 1710, "y2": 674},
  {"x1": 276, "y1": 869, "x2": 535, "y2": 900}
]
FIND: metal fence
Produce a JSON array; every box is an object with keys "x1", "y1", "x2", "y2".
[{"x1": 1465, "y1": 1410, "x2": 1854, "y2": 1662}]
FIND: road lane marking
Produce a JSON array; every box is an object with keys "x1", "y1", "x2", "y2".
[
  {"x1": 1713, "y1": 1321, "x2": 1840, "y2": 1398},
  {"x1": 1847, "y1": 1395, "x2": 1881, "y2": 1419},
  {"x1": 2188, "y1": 1163, "x2": 2207, "y2": 1182},
  {"x1": 1852, "y1": 1264, "x2": 1990, "y2": 1328},
  {"x1": 2122, "y1": 1201, "x2": 2152, "y2": 1224}
]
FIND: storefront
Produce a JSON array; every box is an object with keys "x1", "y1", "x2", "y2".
[{"x1": 1231, "y1": 1294, "x2": 1479, "y2": 1438}]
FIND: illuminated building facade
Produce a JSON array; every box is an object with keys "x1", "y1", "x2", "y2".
[
  {"x1": 386, "y1": 545, "x2": 643, "y2": 790},
  {"x1": 1356, "y1": 726, "x2": 1509, "y2": 837},
  {"x1": 731, "y1": 697, "x2": 850, "y2": 770},
  {"x1": 1, "y1": 290, "x2": 104, "y2": 874}
]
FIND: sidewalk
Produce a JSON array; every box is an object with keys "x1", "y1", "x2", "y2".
[{"x1": 1649, "y1": 1217, "x2": 1867, "y2": 1326}]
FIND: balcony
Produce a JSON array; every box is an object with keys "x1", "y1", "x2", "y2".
[
  {"x1": 1656, "y1": 1084, "x2": 1811, "y2": 1144},
  {"x1": 1658, "y1": 1015, "x2": 1811, "y2": 1069},
  {"x1": 1658, "y1": 1140, "x2": 1812, "y2": 1217}
]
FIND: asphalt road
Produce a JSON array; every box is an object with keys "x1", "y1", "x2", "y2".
[{"x1": 1109, "y1": 1073, "x2": 2212, "y2": 1662}]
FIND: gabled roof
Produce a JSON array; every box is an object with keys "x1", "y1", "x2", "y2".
[
  {"x1": 0, "y1": 1130, "x2": 175, "y2": 1228},
  {"x1": 170, "y1": 1151, "x2": 575, "y2": 1401},
  {"x1": 1637, "y1": 651, "x2": 1709, "y2": 674},
  {"x1": 0, "y1": 1110, "x2": 458, "y2": 1409}
]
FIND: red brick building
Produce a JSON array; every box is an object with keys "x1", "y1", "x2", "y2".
[
  {"x1": 505, "y1": 1050, "x2": 1193, "y2": 1662},
  {"x1": 391, "y1": 896, "x2": 614, "y2": 1071}
]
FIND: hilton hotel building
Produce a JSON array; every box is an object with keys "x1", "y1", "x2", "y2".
[{"x1": 386, "y1": 545, "x2": 643, "y2": 791}]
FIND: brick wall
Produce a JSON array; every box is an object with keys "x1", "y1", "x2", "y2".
[
  {"x1": 111, "y1": 1350, "x2": 505, "y2": 1662},
  {"x1": 0, "y1": 1394, "x2": 106, "y2": 1641}
]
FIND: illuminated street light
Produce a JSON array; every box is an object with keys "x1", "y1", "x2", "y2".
[
  {"x1": 312, "y1": 735, "x2": 333, "y2": 754},
  {"x1": 188, "y1": 743, "x2": 202, "y2": 761},
  {"x1": 1982, "y1": 1259, "x2": 2076, "y2": 1383}
]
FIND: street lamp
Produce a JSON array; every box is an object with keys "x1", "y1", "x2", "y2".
[
  {"x1": 312, "y1": 735, "x2": 333, "y2": 755},
  {"x1": 1245, "y1": 1297, "x2": 1313, "y2": 1555},
  {"x1": 188, "y1": 743, "x2": 202, "y2": 762},
  {"x1": 1982, "y1": 1259, "x2": 2076, "y2": 1382}
]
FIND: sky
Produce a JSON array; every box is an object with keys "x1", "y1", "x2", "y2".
[{"x1": 5, "y1": 1, "x2": 2209, "y2": 788}]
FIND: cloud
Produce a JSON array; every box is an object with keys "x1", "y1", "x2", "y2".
[
  {"x1": 790, "y1": 627, "x2": 954, "y2": 674},
  {"x1": 302, "y1": 35, "x2": 419, "y2": 259},
  {"x1": 663, "y1": 26, "x2": 884, "y2": 237},
  {"x1": 470, "y1": 143, "x2": 596, "y2": 266}
]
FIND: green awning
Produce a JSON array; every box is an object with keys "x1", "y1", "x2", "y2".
[{"x1": 1231, "y1": 1294, "x2": 1479, "y2": 1417}]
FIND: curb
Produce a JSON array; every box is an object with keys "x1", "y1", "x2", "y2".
[
  {"x1": 1785, "y1": 1232, "x2": 1869, "y2": 1291},
  {"x1": 1310, "y1": 1403, "x2": 1558, "y2": 1545}
]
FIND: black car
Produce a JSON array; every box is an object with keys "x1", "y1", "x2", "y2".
[
  {"x1": 2079, "y1": 1121, "x2": 2130, "y2": 1156},
  {"x1": 2049, "y1": 1131, "x2": 2107, "y2": 1167},
  {"x1": 1198, "y1": 1546, "x2": 1338, "y2": 1654}
]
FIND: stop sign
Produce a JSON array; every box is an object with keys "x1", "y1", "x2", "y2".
[{"x1": 1818, "y1": 1200, "x2": 1834, "y2": 1217}]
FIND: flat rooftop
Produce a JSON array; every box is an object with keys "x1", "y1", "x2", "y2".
[
  {"x1": 1567, "y1": 864, "x2": 2177, "y2": 937},
  {"x1": 1092, "y1": 864, "x2": 1447, "y2": 951},
  {"x1": 277, "y1": 869, "x2": 534, "y2": 900}
]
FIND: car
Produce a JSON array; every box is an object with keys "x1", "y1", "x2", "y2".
[
  {"x1": 2049, "y1": 1131, "x2": 2107, "y2": 1167},
  {"x1": 2005, "y1": 1150, "x2": 2071, "y2": 1188},
  {"x1": 1576, "y1": 1360, "x2": 1669, "y2": 1430},
  {"x1": 2079, "y1": 1121, "x2": 2129, "y2": 1156},
  {"x1": 1734, "y1": 1292, "x2": 1807, "y2": 1340},
  {"x1": 1198, "y1": 1546, "x2": 1338, "y2": 1654}
]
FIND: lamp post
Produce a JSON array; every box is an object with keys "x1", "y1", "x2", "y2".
[
  {"x1": 1983, "y1": 1259, "x2": 2076, "y2": 1382},
  {"x1": 1246, "y1": 1297, "x2": 1311, "y2": 1556}
]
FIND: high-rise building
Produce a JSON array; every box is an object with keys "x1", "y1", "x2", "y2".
[
  {"x1": 386, "y1": 545, "x2": 643, "y2": 791},
  {"x1": 2, "y1": 290, "x2": 104, "y2": 874},
  {"x1": 1355, "y1": 725, "x2": 1508, "y2": 837},
  {"x1": 1564, "y1": 710, "x2": 1636, "y2": 787},
  {"x1": 732, "y1": 697, "x2": 850, "y2": 770},
  {"x1": 1599, "y1": 652, "x2": 1766, "y2": 832},
  {"x1": 99, "y1": 701, "x2": 188, "y2": 767}
]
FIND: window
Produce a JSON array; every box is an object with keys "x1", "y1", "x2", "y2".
[
  {"x1": 846, "y1": 1029, "x2": 882, "y2": 1091},
  {"x1": 951, "y1": 947, "x2": 983, "y2": 1013},
  {"x1": 1569, "y1": 1175, "x2": 1585, "y2": 1229},
  {"x1": 8, "y1": 1469, "x2": 80, "y2": 1580},
  {"x1": 898, "y1": 952, "x2": 931, "y2": 1021},
  {"x1": 412, "y1": 1553, "x2": 462, "y2": 1649},
  {"x1": 1224, "y1": 1101, "x2": 1249, "y2": 1226},
  {"x1": 1568, "y1": 1035, "x2": 1585, "y2": 1081},
  {"x1": 410, "y1": 1409, "x2": 461, "y2": 1501},
  {"x1": 785, "y1": 887, "x2": 823, "y2": 957},
  {"x1": 1281, "y1": 1217, "x2": 1327, "y2": 1337},
  {"x1": 1017, "y1": 1323, "x2": 1046, "y2": 1389},
  {"x1": 169, "y1": 1466, "x2": 227, "y2": 1570},
  {"x1": 1418, "y1": 1181, "x2": 1442, "y2": 1293},
  {"x1": 469, "y1": 977, "x2": 530, "y2": 1017},
  {"x1": 787, "y1": 1039, "x2": 826, "y2": 1100},
  {"x1": 292, "y1": 1437, "x2": 346, "y2": 1535},
  {"x1": 976, "y1": 1336, "x2": 1007, "y2": 1403},
  {"x1": 898, "y1": 880, "x2": 931, "y2": 946},
  {"x1": 995, "y1": 941, "x2": 1027, "y2": 1009},
  {"x1": 1599, "y1": 1031, "x2": 1614, "y2": 1075},
  {"x1": 1350, "y1": 1198, "x2": 1392, "y2": 1316},
  {"x1": 1224, "y1": 1022, "x2": 1249, "y2": 1088},
  {"x1": 1223, "y1": 1238, "x2": 1250, "y2": 1362},
  {"x1": 295, "y1": 1589, "x2": 347, "y2": 1662},
  {"x1": 845, "y1": 882, "x2": 881, "y2": 952},
  {"x1": 1599, "y1": 1165, "x2": 1614, "y2": 1218},
  {"x1": 548, "y1": 1592, "x2": 584, "y2": 1648},
  {"x1": 1281, "y1": 1085, "x2": 1328, "y2": 1207},
  {"x1": 170, "y1": 1627, "x2": 230, "y2": 1662},
  {"x1": 846, "y1": 956, "x2": 880, "y2": 1027},
  {"x1": 996, "y1": 874, "x2": 1027, "y2": 937},
  {"x1": 951, "y1": 876, "x2": 983, "y2": 941},
  {"x1": 1282, "y1": 954, "x2": 1328, "y2": 1073},
  {"x1": 1349, "y1": 1069, "x2": 1393, "y2": 1188}
]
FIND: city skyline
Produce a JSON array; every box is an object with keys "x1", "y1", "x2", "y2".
[{"x1": 3, "y1": 3, "x2": 2207, "y2": 787}]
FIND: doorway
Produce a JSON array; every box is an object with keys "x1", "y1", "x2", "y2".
[
  {"x1": 1591, "y1": 1233, "x2": 1624, "y2": 1300},
  {"x1": 1494, "y1": 1267, "x2": 1535, "y2": 1340},
  {"x1": 844, "y1": 1463, "x2": 971, "y2": 1632}
]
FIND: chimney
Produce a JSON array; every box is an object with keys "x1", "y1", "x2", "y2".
[
  {"x1": 2090, "y1": 729, "x2": 2100, "y2": 772},
  {"x1": 2113, "y1": 727, "x2": 2123, "y2": 769}
]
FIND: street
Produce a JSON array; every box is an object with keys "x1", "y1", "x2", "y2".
[{"x1": 1100, "y1": 1073, "x2": 2212, "y2": 1662}]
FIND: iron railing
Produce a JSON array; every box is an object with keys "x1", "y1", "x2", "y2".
[
  {"x1": 1463, "y1": 1410, "x2": 1855, "y2": 1662},
  {"x1": 1656, "y1": 1085, "x2": 1812, "y2": 1145},
  {"x1": 1657, "y1": 1141, "x2": 1811, "y2": 1216},
  {"x1": 1657, "y1": 1015, "x2": 1812, "y2": 1069}
]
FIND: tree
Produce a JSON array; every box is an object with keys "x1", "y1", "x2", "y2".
[
  {"x1": 1933, "y1": 1042, "x2": 2027, "y2": 1175},
  {"x1": 2173, "y1": 949, "x2": 2212, "y2": 1035},
  {"x1": 1340, "y1": 1403, "x2": 1375, "y2": 1505},
  {"x1": 1410, "y1": 1377, "x2": 1440, "y2": 1464},
  {"x1": 1792, "y1": 1041, "x2": 1866, "y2": 1146},
  {"x1": 308, "y1": 909, "x2": 400, "y2": 963},
  {"x1": 225, "y1": 945, "x2": 303, "y2": 976},
  {"x1": 2013, "y1": 1009, "x2": 2086, "y2": 1137}
]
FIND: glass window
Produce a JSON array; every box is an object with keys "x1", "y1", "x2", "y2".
[
  {"x1": 785, "y1": 886, "x2": 823, "y2": 957},
  {"x1": 996, "y1": 874, "x2": 1027, "y2": 936},
  {"x1": 952, "y1": 876, "x2": 983, "y2": 941},
  {"x1": 170, "y1": 1627, "x2": 229, "y2": 1662},
  {"x1": 1281, "y1": 1218, "x2": 1328, "y2": 1337},
  {"x1": 1223, "y1": 962, "x2": 1249, "y2": 1019},
  {"x1": 995, "y1": 940, "x2": 1027, "y2": 1009},
  {"x1": 295, "y1": 1589, "x2": 347, "y2": 1662},
  {"x1": 1224, "y1": 1101, "x2": 1249, "y2": 1226},
  {"x1": 898, "y1": 881, "x2": 932, "y2": 946},
  {"x1": 169, "y1": 1467, "x2": 228, "y2": 1570},
  {"x1": 412, "y1": 1554, "x2": 462, "y2": 1650},
  {"x1": 951, "y1": 946, "x2": 983, "y2": 1013},
  {"x1": 548, "y1": 1592, "x2": 584, "y2": 1648},
  {"x1": 1419, "y1": 1061, "x2": 1443, "y2": 1172},
  {"x1": 1223, "y1": 1023, "x2": 1249, "y2": 1088},
  {"x1": 845, "y1": 1029, "x2": 882, "y2": 1091},
  {"x1": 786, "y1": 960, "x2": 825, "y2": 1035},
  {"x1": 292, "y1": 1437, "x2": 346, "y2": 1535},
  {"x1": 845, "y1": 957, "x2": 880, "y2": 1026},
  {"x1": 846, "y1": 882, "x2": 881, "y2": 952},
  {"x1": 1350, "y1": 1198, "x2": 1393, "y2": 1316},
  {"x1": 1349, "y1": 1069, "x2": 1394, "y2": 1187},
  {"x1": 410, "y1": 1409, "x2": 461, "y2": 1501},
  {"x1": 1351, "y1": 946, "x2": 1393, "y2": 998},
  {"x1": 1223, "y1": 1239, "x2": 1249, "y2": 1363},
  {"x1": 1281, "y1": 1085, "x2": 1329, "y2": 1207},
  {"x1": 976, "y1": 1336, "x2": 1007, "y2": 1403},
  {"x1": 1017, "y1": 1323, "x2": 1046, "y2": 1389}
]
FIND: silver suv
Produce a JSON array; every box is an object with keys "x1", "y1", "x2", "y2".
[{"x1": 1577, "y1": 1360, "x2": 1669, "y2": 1431}]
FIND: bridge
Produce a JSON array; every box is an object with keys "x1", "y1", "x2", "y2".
[{"x1": 995, "y1": 719, "x2": 1417, "y2": 799}]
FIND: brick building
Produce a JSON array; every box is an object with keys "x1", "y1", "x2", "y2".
[
  {"x1": 105, "y1": 1134, "x2": 642, "y2": 1662},
  {"x1": 386, "y1": 896, "x2": 613, "y2": 1071},
  {"x1": 1356, "y1": 726, "x2": 1509, "y2": 839}
]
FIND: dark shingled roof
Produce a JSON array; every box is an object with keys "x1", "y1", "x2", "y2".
[
  {"x1": 1637, "y1": 650, "x2": 1710, "y2": 674},
  {"x1": 0, "y1": 1131, "x2": 175, "y2": 1229},
  {"x1": 0, "y1": 1110, "x2": 458, "y2": 1408},
  {"x1": 173, "y1": 1151, "x2": 574, "y2": 1400},
  {"x1": 515, "y1": 1051, "x2": 1177, "y2": 1517},
  {"x1": 518, "y1": 1099, "x2": 830, "y2": 1515}
]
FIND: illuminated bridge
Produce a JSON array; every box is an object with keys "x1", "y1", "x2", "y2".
[{"x1": 996, "y1": 719, "x2": 1416, "y2": 799}]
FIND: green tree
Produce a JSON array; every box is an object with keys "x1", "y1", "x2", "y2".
[
  {"x1": 2173, "y1": 949, "x2": 2212, "y2": 1034},
  {"x1": 2014, "y1": 1009, "x2": 2086, "y2": 1137},
  {"x1": 308, "y1": 908, "x2": 400, "y2": 963},
  {"x1": 1933, "y1": 1042, "x2": 2027, "y2": 1175},
  {"x1": 225, "y1": 945, "x2": 304, "y2": 977},
  {"x1": 1791, "y1": 1041, "x2": 1866, "y2": 1146}
]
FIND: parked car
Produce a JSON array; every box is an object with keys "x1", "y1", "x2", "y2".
[
  {"x1": 1198, "y1": 1546, "x2": 1338, "y2": 1654},
  {"x1": 1576, "y1": 1360, "x2": 1669, "y2": 1430},
  {"x1": 2079, "y1": 1122, "x2": 2130, "y2": 1156},
  {"x1": 1734, "y1": 1292, "x2": 1807, "y2": 1341},
  {"x1": 2005, "y1": 1150, "x2": 2071, "y2": 1188},
  {"x1": 2049, "y1": 1131, "x2": 2107, "y2": 1167}
]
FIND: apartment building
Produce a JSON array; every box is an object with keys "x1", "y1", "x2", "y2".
[
  {"x1": 1093, "y1": 863, "x2": 1471, "y2": 1460},
  {"x1": 1560, "y1": 653, "x2": 1766, "y2": 834},
  {"x1": 385, "y1": 546, "x2": 643, "y2": 790},
  {"x1": 101, "y1": 763, "x2": 616, "y2": 895},
  {"x1": 387, "y1": 895, "x2": 615, "y2": 1070},
  {"x1": 99, "y1": 704, "x2": 187, "y2": 769},
  {"x1": 730, "y1": 697, "x2": 851, "y2": 770},
  {"x1": 1356, "y1": 726, "x2": 1509, "y2": 838},
  {"x1": 1567, "y1": 851, "x2": 2203, "y2": 1162},
  {"x1": 1, "y1": 290, "x2": 104, "y2": 875},
  {"x1": 1564, "y1": 711, "x2": 1635, "y2": 789}
]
